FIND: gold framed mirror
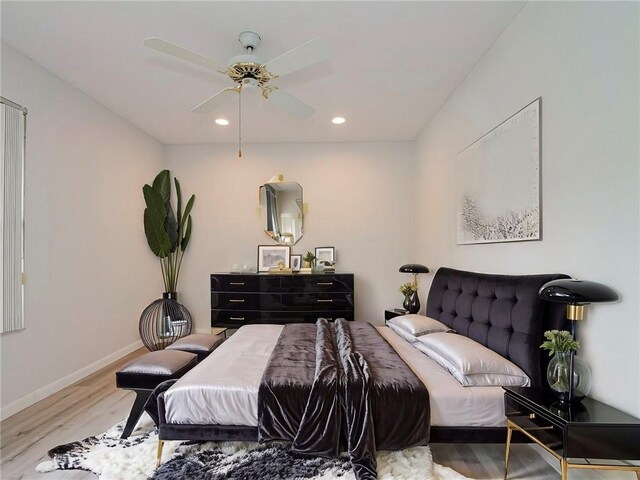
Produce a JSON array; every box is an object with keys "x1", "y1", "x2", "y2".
[{"x1": 259, "y1": 181, "x2": 303, "y2": 245}]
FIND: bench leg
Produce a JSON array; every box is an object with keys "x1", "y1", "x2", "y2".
[
  {"x1": 121, "y1": 390, "x2": 151, "y2": 439},
  {"x1": 156, "y1": 440, "x2": 165, "y2": 468}
]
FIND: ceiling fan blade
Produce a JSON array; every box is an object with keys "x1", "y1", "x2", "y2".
[
  {"x1": 264, "y1": 38, "x2": 331, "y2": 78},
  {"x1": 191, "y1": 87, "x2": 237, "y2": 113},
  {"x1": 267, "y1": 90, "x2": 315, "y2": 119},
  {"x1": 144, "y1": 37, "x2": 226, "y2": 74}
]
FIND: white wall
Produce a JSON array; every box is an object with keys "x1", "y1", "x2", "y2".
[
  {"x1": 414, "y1": 2, "x2": 640, "y2": 416},
  {"x1": 164, "y1": 142, "x2": 416, "y2": 330},
  {"x1": 0, "y1": 43, "x2": 164, "y2": 417}
]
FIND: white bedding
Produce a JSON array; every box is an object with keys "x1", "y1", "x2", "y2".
[
  {"x1": 164, "y1": 324, "x2": 505, "y2": 428},
  {"x1": 378, "y1": 327, "x2": 506, "y2": 427}
]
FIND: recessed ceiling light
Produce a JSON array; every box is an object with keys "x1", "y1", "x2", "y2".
[
  {"x1": 214, "y1": 118, "x2": 229, "y2": 126},
  {"x1": 331, "y1": 117, "x2": 346, "y2": 125}
]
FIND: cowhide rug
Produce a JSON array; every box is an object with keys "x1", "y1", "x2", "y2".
[{"x1": 37, "y1": 414, "x2": 472, "y2": 479}]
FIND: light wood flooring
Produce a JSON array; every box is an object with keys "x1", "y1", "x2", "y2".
[{"x1": 0, "y1": 348, "x2": 594, "y2": 480}]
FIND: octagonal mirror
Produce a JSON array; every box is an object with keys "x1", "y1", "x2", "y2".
[{"x1": 259, "y1": 181, "x2": 303, "y2": 245}]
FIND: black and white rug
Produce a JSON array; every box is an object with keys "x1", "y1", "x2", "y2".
[{"x1": 37, "y1": 414, "x2": 471, "y2": 479}]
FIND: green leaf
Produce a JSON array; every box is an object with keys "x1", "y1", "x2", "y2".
[
  {"x1": 181, "y1": 215, "x2": 192, "y2": 251},
  {"x1": 144, "y1": 207, "x2": 171, "y2": 258},
  {"x1": 166, "y1": 205, "x2": 179, "y2": 252},
  {"x1": 175, "y1": 178, "x2": 183, "y2": 229},
  {"x1": 143, "y1": 184, "x2": 165, "y2": 216},
  {"x1": 182, "y1": 195, "x2": 195, "y2": 226},
  {"x1": 152, "y1": 170, "x2": 171, "y2": 205}
]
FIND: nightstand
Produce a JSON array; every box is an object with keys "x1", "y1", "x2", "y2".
[
  {"x1": 503, "y1": 386, "x2": 640, "y2": 480},
  {"x1": 384, "y1": 308, "x2": 408, "y2": 324}
]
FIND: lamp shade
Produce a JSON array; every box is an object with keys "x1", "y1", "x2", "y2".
[
  {"x1": 399, "y1": 264, "x2": 430, "y2": 274},
  {"x1": 539, "y1": 279, "x2": 618, "y2": 305}
]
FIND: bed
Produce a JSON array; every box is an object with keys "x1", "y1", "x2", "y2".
[{"x1": 152, "y1": 267, "x2": 569, "y2": 474}]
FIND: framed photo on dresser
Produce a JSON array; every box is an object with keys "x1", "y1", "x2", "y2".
[
  {"x1": 257, "y1": 245, "x2": 291, "y2": 272},
  {"x1": 315, "y1": 247, "x2": 335, "y2": 264},
  {"x1": 290, "y1": 254, "x2": 302, "y2": 272}
]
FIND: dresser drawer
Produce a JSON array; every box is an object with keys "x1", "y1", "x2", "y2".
[
  {"x1": 211, "y1": 310, "x2": 263, "y2": 327},
  {"x1": 211, "y1": 274, "x2": 280, "y2": 292},
  {"x1": 281, "y1": 293, "x2": 354, "y2": 311},
  {"x1": 281, "y1": 274, "x2": 354, "y2": 293},
  {"x1": 211, "y1": 292, "x2": 281, "y2": 310}
]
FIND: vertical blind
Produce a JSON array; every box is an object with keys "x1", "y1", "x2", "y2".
[{"x1": 1, "y1": 97, "x2": 27, "y2": 334}]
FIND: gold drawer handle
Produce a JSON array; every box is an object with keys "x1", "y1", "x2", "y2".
[
  {"x1": 230, "y1": 299, "x2": 245, "y2": 303},
  {"x1": 529, "y1": 413, "x2": 536, "y2": 420},
  {"x1": 317, "y1": 299, "x2": 333, "y2": 303},
  {"x1": 229, "y1": 317, "x2": 245, "y2": 321},
  {"x1": 317, "y1": 282, "x2": 334, "y2": 285},
  {"x1": 229, "y1": 282, "x2": 245, "y2": 286}
]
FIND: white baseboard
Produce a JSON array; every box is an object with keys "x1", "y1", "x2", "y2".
[{"x1": 0, "y1": 339, "x2": 143, "y2": 421}]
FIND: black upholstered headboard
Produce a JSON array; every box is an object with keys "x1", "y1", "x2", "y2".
[{"x1": 425, "y1": 267, "x2": 570, "y2": 387}]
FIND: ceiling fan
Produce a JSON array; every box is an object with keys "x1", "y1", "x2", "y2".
[{"x1": 144, "y1": 31, "x2": 331, "y2": 120}]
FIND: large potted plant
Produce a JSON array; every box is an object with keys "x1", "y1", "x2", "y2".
[{"x1": 139, "y1": 170, "x2": 195, "y2": 351}]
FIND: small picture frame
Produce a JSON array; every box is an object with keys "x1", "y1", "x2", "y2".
[
  {"x1": 315, "y1": 246, "x2": 335, "y2": 265},
  {"x1": 290, "y1": 254, "x2": 302, "y2": 272},
  {"x1": 257, "y1": 245, "x2": 291, "y2": 272}
]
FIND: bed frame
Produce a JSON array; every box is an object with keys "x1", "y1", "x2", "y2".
[{"x1": 156, "y1": 267, "x2": 570, "y2": 453}]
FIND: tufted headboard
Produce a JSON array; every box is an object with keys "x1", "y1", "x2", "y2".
[{"x1": 425, "y1": 267, "x2": 570, "y2": 387}]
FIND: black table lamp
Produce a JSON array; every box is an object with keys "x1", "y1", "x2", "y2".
[
  {"x1": 539, "y1": 279, "x2": 618, "y2": 403},
  {"x1": 399, "y1": 264, "x2": 429, "y2": 314}
]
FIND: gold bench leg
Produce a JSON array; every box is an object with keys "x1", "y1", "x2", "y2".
[
  {"x1": 156, "y1": 440, "x2": 165, "y2": 469},
  {"x1": 561, "y1": 459, "x2": 568, "y2": 480},
  {"x1": 504, "y1": 422, "x2": 513, "y2": 479},
  {"x1": 635, "y1": 471, "x2": 639, "y2": 480}
]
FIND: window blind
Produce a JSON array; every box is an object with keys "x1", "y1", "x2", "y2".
[{"x1": 1, "y1": 97, "x2": 27, "y2": 334}]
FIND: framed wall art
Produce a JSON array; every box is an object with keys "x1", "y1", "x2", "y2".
[{"x1": 456, "y1": 98, "x2": 541, "y2": 244}]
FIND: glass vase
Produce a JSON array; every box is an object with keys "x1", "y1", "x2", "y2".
[{"x1": 546, "y1": 351, "x2": 592, "y2": 402}]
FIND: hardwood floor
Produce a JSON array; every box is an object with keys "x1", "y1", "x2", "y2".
[{"x1": 0, "y1": 348, "x2": 597, "y2": 480}]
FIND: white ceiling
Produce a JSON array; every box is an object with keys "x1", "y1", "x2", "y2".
[{"x1": 1, "y1": 1, "x2": 524, "y2": 145}]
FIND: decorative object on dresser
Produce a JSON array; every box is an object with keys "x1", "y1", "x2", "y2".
[
  {"x1": 140, "y1": 170, "x2": 195, "y2": 350},
  {"x1": 257, "y1": 245, "x2": 291, "y2": 272},
  {"x1": 210, "y1": 273, "x2": 354, "y2": 328},
  {"x1": 456, "y1": 98, "x2": 541, "y2": 245},
  {"x1": 399, "y1": 263, "x2": 429, "y2": 313},
  {"x1": 314, "y1": 246, "x2": 335, "y2": 264},
  {"x1": 259, "y1": 179, "x2": 304, "y2": 244},
  {"x1": 290, "y1": 254, "x2": 302, "y2": 272},
  {"x1": 539, "y1": 279, "x2": 619, "y2": 403},
  {"x1": 504, "y1": 386, "x2": 640, "y2": 480}
]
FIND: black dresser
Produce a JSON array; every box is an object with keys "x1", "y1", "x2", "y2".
[{"x1": 210, "y1": 273, "x2": 355, "y2": 328}]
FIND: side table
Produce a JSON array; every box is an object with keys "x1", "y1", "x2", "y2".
[
  {"x1": 384, "y1": 308, "x2": 408, "y2": 324},
  {"x1": 503, "y1": 386, "x2": 640, "y2": 479}
]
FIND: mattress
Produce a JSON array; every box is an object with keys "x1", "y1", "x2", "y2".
[{"x1": 164, "y1": 324, "x2": 505, "y2": 428}]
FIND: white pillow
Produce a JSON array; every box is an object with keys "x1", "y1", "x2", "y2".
[
  {"x1": 387, "y1": 322, "x2": 419, "y2": 343},
  {"x1": 388, "y1": 314, "x2": 453, "y2": 337},
  {"x1": 415, "y1": 332, "x2": 530, "y2": 387}
]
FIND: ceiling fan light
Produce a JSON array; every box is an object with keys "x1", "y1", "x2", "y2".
[
  {"x1": 332, "y1": 116, "x2": 346, "y2": 125},
  {"x1": 214, "y1": 118, "x2": 229, "y2": 126}
]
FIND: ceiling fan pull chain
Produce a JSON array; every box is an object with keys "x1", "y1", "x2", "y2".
[{"x1": 238, "y1": 86, "x2": 242, "y2": 158}]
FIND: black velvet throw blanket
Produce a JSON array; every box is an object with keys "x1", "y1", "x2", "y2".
[{"x1": 258, "y1": 319, "x2": 430, "y2": 480}]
